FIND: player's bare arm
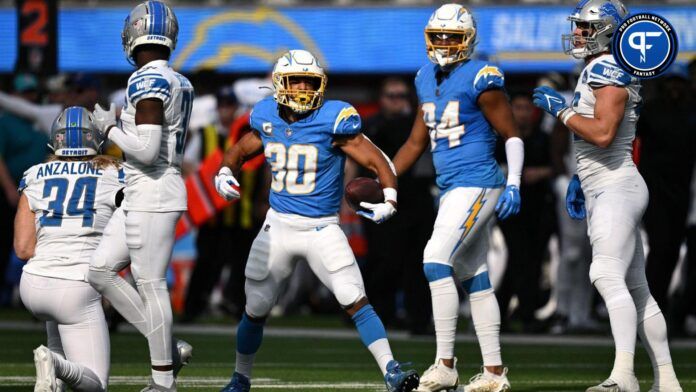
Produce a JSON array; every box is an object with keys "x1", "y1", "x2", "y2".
[
  {"x1": 392, "y1": 107, "x2": 429, "y2": 176},
  {"x1": 13, "y1": 193, "x2": 36, "y2": 260},
  {"x1": 335, "y1": 133, "x2": 398, "y2": 197},
  {"x1": 135, "y1": 98, "x2": 164, "y2": 126},
  {"x1": 564, "y1": 86, "x2": 627, "y2": 148},
  {"x1": 221, "y1": 131, "x2": 264, "y2": 176},
  {"x1": 478, "y1": 89, "x2": 520, "y2": 140}
]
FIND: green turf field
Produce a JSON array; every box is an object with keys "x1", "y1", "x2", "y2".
[{"x1": 1, "y1": 324, "x2": 695, "y2": 392}]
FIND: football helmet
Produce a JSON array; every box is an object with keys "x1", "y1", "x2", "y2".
[
  {"x1": 49, "y1": 106, "x2": 104, "y2": 157},
  {"x1": 562, "y1": 0, "x2": 628, "y2": 59},
  {"x1": 122, "y1": 1, "x2": 179, "y2": 63},
  {"x1": 272, "y1": 50, "x2": 327, "y2": 113},
  {"x1": 425, "y1": 4, "x2": 477, "y2": 67}
]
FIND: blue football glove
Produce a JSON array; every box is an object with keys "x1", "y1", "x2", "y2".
[
  {"x1": 532, "y1": 86, "x2": 568, "y2": 118},
  {"x1": 565, "y1": 175, "x2": 586, "y2": 220},
  {"x1": 495, "y1": 185, "x2": 521, "y2": 220}
]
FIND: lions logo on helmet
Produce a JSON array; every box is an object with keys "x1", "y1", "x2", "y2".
[
  {"x1": 424, "y1": 4, "x2": 477, "y2": 67},
  {"x1": 272, "y1": 50, "x2": 327, "y2": 113},
  {"x1": 49, "y1": 107, "x2": 104, "y2": 157},
  {"x1": 562, "y1": 0, "x2": 628, "y2": 59},
  {"x1": 122, "y1": 1, "x2": 179, "y2": 63}
]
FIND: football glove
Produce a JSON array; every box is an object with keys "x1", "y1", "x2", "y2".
[
  {"x1": 357, "y1": 201, "x2": 396, "y2": 224},
  {"x1": 566, "y1": 174, "x2": 586, "y2": 220},
  {"x1": 495, "y1": 185, "x2": 521, "y2": 220},
  {"x1": 215, "y1": 167, "x2": 241, "y2": 200},
  {"x1": 532, "y1": 86, "x2": 568, "y2": 118},
  {"x1": 92, "y1": 103, "x2": 118, "y2": 137}
]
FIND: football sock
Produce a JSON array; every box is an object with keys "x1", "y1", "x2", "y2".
[
  {"x1": 51, "y1": 351, "x2": 105, "y2": 392},
  {"x1": 88, "y1": 267, "x2": 149, "y2": 336},
  {"x1": 351, "y1": 305, "x2": 393, "y2": 375},
  {"x1": 429, "y1": 277, "x2": 458, "y2": 361},
  {"x1": 138, "y1": 279, "x2": 173, "y2": 368},
  {"x1": 151, "y1": 369, "x2": 174, "y2": 389},
  {"x1": 468, "y1": 286, "x2": 502, "y2": 366},
  {"x1": 610, "y1": 351, "x2": 635, "y2": 380},
  {"x1": 236, "y1": 313, "x2": 265, "y2": 378}
]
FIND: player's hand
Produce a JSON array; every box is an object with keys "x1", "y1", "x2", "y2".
[
  {"x1": 532, "y1": 86, "x2": 568, "y2": 118},
  {"x1": 92, "y1": 103, "x2": 118, "y2": 137},
  {"x1": 565, "y1": 174, "x2": 586, "y2": 220},
  {"x1": 357, "y1": 201, "x2": 396, "y2": 224},
  {"x1": 214, "y1": 167, "x2": 241, "y2": 200},
  {"x1": 495, "y1": 185, "x2": 521, "y2": 220}
]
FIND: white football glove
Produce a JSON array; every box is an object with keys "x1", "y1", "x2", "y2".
[
  {"x1": 214, "y1": 167, "x2": 240, "y2": 200},
  {"x1": 356, "y1": 187, "x2": 397, "y2": 224},
  {"x1": 92, "y1": 103, "x2": 117, "y2": 137}
]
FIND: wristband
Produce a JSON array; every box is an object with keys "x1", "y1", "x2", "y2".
[{"x1": 383, "y1": 187, "x2": 397, "y2": 204}]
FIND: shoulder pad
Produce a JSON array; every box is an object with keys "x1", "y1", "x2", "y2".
[
  {"x1": 127, "y1": 71, "x2": 171, "y2": 105},
  {"x1": 473, "y1": 64, "x2": 505, "y2": 94},
  {"x1": 587, "y1": 61, "x2": 632, "y2": 87}
]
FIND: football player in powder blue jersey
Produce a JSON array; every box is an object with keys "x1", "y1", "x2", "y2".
[
  {"x1": 392, "y1": 4, "x2": 524, "y2": 392},
  {"x1": 215, "y1": 49, "x2": 420, "y2": 392}
]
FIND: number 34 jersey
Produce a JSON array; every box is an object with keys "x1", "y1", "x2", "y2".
[
  {"x1": 19, "y1": 160, "x2": 124, "y2": 281},
  {"x1": 415, "y1": 59, "x2": 506, "y2": 192},
  {"x1": 250, "y1": 97, "x2": 361, "y2": 218},
  {"x1": 120, "y1": 59, "x2": 194, "y2": 212}
]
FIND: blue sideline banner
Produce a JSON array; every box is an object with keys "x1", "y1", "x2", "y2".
[{"x1": 0, "y1": 6, "x2": 694, "y2": 73}]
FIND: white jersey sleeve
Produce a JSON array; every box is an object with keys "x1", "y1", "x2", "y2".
[
  {"x1": 572, "y1": 54, "x2": 642, "y2": 190},
  {"x1": 119, "y1": 60, "x2": 194, "y2": 212},
  {"x1": 19, "y1": 160, "x2": 124, "y2": 281}
]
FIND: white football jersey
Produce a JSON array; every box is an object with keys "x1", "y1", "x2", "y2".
[
  {"x1": 120, "y1": 59, "x2": 194, "y2": 211},
  {"x1": 19, "y1": 159, "x2": 124, "y2": 281},
  {"x1": 572, "y1": 54, "x2": 642, "y2": 190}
]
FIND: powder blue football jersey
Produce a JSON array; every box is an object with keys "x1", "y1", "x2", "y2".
[
  {"x1": 250, "y1": 97, "x2": 361, "y2": 217},
  {"x1": 415, "y1": 59, "x2": 506, "y2": 192}
]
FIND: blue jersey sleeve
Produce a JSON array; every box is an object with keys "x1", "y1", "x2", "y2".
[
  {"x1": 332, "y1": 104, "x2": 361, "y2": 136},
  {"x1": 587, "y1": 61, "x2": 632, "y2": 88},
  {"x1": 249, "y1": 98, "x2": 275, "y2": 136},
  {"x1": 127, "y1": 71, "x2": 171, "y2": 105},
  {"x1": 472, "y1": 64, "x2": 505, "y2": 98}
]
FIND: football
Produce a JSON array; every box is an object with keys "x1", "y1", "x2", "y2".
[{"x1": 345, "y1": 177, "x2": 384, "y2": 211}]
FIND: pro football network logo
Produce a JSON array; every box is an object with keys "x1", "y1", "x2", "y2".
[{"x1": 613, "y1": 13, "x2": 678, "y2": 79}]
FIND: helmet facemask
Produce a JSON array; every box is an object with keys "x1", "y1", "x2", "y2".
[
  {"x1": 425, "y1": 28, "x2": 476, "y2": 67},
  {"x1": 562, "y1": 19, "x2": 611, "y2": 59},
  {"x1": 273, "y1": 73, "x2": 327, "y2": 114}
]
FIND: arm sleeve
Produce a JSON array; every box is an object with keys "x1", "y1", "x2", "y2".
[
  {"x1": 108, "y1": 124, "x2": 162, "y2": 164},
  {"x1": 127, "y1": 74, "x2": 171, "y2": 106},
  {"x1": 504, "y1": 137, "x2": 524, "y2": 187},
  {"x1": 0, "y1": 92, "x2": 61, "y2": 133},
  {"x1": 472, "y1": 64, "x2": 506, "y2": 99},
  {"x1": 332, "y1": 105, "x2": 361, "y2": 136}
]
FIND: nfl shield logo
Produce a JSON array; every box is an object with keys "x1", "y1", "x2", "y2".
[{"x1": 285, "y1": 128, "x2": 293, "y2": 137}]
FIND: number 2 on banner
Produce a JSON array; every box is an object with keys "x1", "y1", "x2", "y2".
[
  {"x1": 21, "y1": 0, "x2": 48, "y2": 46},
  {"x1": 422, "y1": 101, "x2": 465, "y2": 149}
]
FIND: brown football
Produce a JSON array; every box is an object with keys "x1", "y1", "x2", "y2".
[{"x1": 345, "y1": 177, "x2": 384, "y2": 212}]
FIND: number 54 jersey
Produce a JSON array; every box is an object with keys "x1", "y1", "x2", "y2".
[
  {"x1": 120, "y1": 59, "x2": 194, "y2": 212},
  {"x1": 19, "y1": 160, "x2": 124, "y2": 281},
  {"x1": 250, "y1": 97, "x2": 361, "y2": 218},
  {"x1": 415, "y1": 60, "x2": 506, "y2": 192}
]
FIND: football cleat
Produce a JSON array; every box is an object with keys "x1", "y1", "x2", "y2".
[
  {"x1": 463, "y1": 367, "x2": 511, "y2": 392},
  {"x1": 416, "y1": 358, "x2": 459, "y2": 392},
  {"x1": 220, "y1": 372, "x2": 251, "y2": 392},
  {"x1": 586, "y1": 376, "x2": 639, "y2": 392},
  {"x1": 33, "y1": 345, "x2": 57, "y2": 392},
  {"x1": 649, "y1": 384, "x2": 683, "y2": 392},
  {"x1": 173, "y1": 339, "x2": 193, "y2": 378},
  {"x1": 140, "y1": 378, "x2": 176, "y2": 392},
  {"x1": 385, "y1": 360, "x2": 420, "y2": 392}
]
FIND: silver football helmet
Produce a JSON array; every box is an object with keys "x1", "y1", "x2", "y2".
[
  {"x1": 49, "y1": 107, "x2": 104, "y2": 157},
  {"x1": 562, "y1": 0, "x2": 628, "y2": 59},
  {"x1": 122, "y1": 1, "x2": 179, "y2": 63}
]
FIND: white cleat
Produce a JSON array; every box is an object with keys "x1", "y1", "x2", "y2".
[
  {"x1": 586, "y1": 376, "x2": 640, "y2": 392},
  {"x1": 415, "y1": 358, "x2": 459, "y2": 392},
  {"x1": 33, "y1": 345, "x2": 57, "y2": 392},
  {"x1": 463, "y1": 367, "x2": 510, "y2": 392},
  {"x1": 648, "y1": 380, "x2": 683, "y2": 392}
]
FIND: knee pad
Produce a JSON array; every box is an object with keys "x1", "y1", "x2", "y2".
[
  {"x1": 462, "y1": 271, "x2": 493, "y2": 295},
  {"x1": 423, "y1": 262, "x2": 453, "y2": 283},
  {"x1": 87, "y1": 267, "x2": 116, "y2": 293},
  {"x1": 334, "y1": 283, "x2": 364, "y2": 308},
  {"x1": 588, "y1": 255, "x2": 627, "y2": 285},
  {"x1": 245, "y1": 290, "x2": 274, "y2": 319}
]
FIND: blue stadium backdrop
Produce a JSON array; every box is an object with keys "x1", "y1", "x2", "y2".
[{"x1": 0, "y1": 5, "x2": 694, "y2": 73}]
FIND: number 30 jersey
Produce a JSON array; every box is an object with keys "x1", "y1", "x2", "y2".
[
  {"x1": 120, "y1": 59, "x2": 194, "y2": 212},
  {"x1": 250, "y1": 97, "x2": 361, "y2": 218},
  {"x1": 19, "y1": 160, "x2": 124, "y2": 281},
  {"x1": 415, "y1": 59, "x2": 506, "y2": 192}
]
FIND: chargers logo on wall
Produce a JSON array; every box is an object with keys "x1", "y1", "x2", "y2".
[{"x1": 613, "y1": 13, "x2": 678, "y2": 79}]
